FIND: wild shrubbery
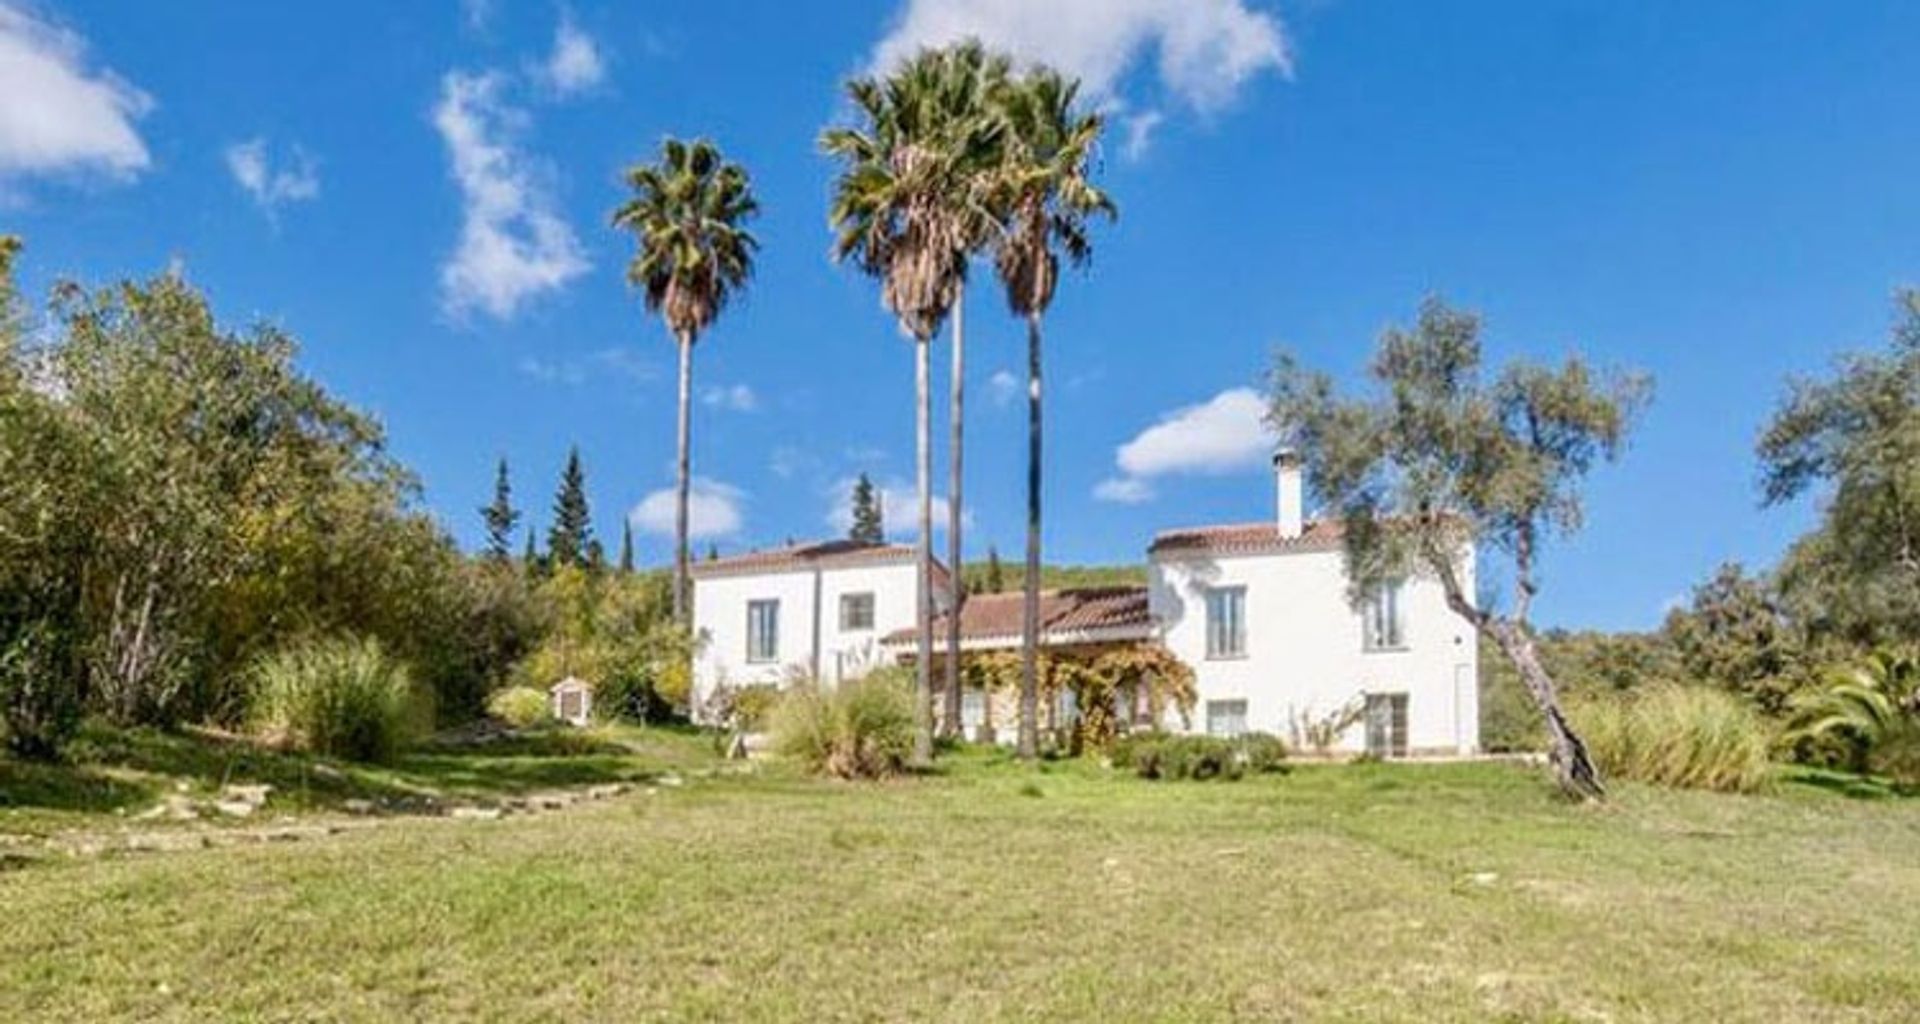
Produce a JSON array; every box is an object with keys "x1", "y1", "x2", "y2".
[
  {"x1": 1112, "y1": 731, "x2": 1289, "y2": 781},
  {"x1": 1572, "y1": 685, "x2": 1774, "y2": 793},
  {"x1": 486, "y1": 686, "x2": 551, "y2": 728},
  {"x1": 0, "y1": 624, "x2": 81, "y2": 759},
  {"x1": 769, "y1": 671, "x2": 915, "y2": 779},
  {"x1": 248, "y1": 637, "x2": 426, "y2": 764}
]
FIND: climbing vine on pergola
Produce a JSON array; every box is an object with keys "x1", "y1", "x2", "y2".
[{"x1": 962, "y1": 645, "x2": 1195, "y2": 753}]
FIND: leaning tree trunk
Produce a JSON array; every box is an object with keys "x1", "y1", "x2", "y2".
[
  {"x1": 943, "y1": 284, "x2": 966, "y2": 739},
  {"x1": 1488, "y1": 619, "x2": 1604, "y2": 800},
  {"x1": 672, "y1": 330, "x2": 694, "y2": 627},
  {"x1": 913, "y1": 334, "x2": 936, "y2": 765},
  {"x1": 1017, "y1": 312, "x2": 1044, "y2": 760},
  {"x1": 1430, "y1": 546, "x2": 1603, "y2": 800}
]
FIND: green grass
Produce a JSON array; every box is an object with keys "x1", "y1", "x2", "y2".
[{"x1": 3, "y1": 745, "x2": 1918, "y2": 1021}]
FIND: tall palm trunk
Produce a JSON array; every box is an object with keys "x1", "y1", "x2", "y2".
[
  {"x1": 943, "y1": 283, "x2": 966, "y2": 739},
  {"x1": 1017, "y1": 311, "x2": 1043, "y2": 760},
  {"x1": 913, "y1": 333, "x2": 935, "y2": 764},
  {"x1": 672, "y1": 329, "x2": 694, "y2": 626}
]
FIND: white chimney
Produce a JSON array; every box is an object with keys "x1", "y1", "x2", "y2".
[{"x1": 1274, "y1": 447, "x2": 1304, "y2": 539}]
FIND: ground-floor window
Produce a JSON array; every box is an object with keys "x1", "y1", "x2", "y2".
[
  {"x1": 1364, "y1": 692, "x2": 1409, "y2": 758},
  {"x1": 962, "y1": 688, "x2": 986, "y2": 732},
  {"x1": 1206, "y1": 698, "x2": 1249, "y2": 737}
]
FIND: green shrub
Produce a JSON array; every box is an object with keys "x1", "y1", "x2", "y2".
[
  {"x1": 769, "y1": 672, "x2": 915, "y2": 779},
  {"x1": 0, "y1": 622, "x2": 80, "y2": 760},
  {"x1": 1113, "y1": 731, "x2": 1288, "y2": 782},
  {"x1": 248, "y1": 637, "x2": 425, "y2": 764},
  {"x1": 1238, "y1": 732, "x2": 1291, "y2": 774},
  {"x1": 1573, "y1": 685, "x2": 1774, "y2": 793},
  {"x1": 486, "y1": 686, "x2": 551, "y2": 728},
  {"x1": 1786, "y1": 652, "x2": 1920, "y2": 787}
]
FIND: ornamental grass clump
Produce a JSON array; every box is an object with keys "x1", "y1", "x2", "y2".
[
  {"x1": 769, "y1": 670, "x2": 915, "y2": 779},
  {"x1": 249, "y1": 636, "x2": 426, "y2": 764},
  {"x1": 1573, "y1": 685, "x2": 1773, "y2": 793}
]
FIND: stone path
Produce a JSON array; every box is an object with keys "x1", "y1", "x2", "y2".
[{"x1": 1, "y1": 764, "x2": 756, "y2": 868}]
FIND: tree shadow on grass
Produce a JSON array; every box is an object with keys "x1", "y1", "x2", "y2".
[
  {"x1": 1, "y1": 722, "x2": 716, "y2": 823},
  {"x1": 1783, "y1": 766, "x2": 1918, "y2": 801},
  {"x1": 0, "y1": 758, "x2": 156, "y2": 815}
]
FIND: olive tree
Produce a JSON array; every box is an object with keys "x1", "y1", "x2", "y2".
[{"x1": 1268, "y1": 299, "x2": 1650, "y2": 799}]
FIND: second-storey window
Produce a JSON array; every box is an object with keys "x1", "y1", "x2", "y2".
[
  {"x1": 746, "y1": 599, "x2": 779, "y2": 662},
  {"x1": 1205, "y1": 586, "x2": 1246, "y2": 659},
  {"x1": 1364, "y1": 581, "x2": 1406, "y2": 651},
  {"x1": 839, "y1": 592, "x2": 875, "y2": 631}
]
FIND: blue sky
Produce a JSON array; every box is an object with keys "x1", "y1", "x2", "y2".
[{"x1": 4, "y1": 1, "x2": 1918, "y2": 632}]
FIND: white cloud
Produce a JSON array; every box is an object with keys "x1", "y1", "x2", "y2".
[
  {"x1": 769, "y1": 445, "x2": 816, "y2": 480},
  {"x1": 1093, "y1": 476, "x2": 1154, "y2": 504},
  {"x1": 1121, "y1": 109, "x2": 1164, "y2": 161},
  {"x1": 540, "y1": 14, "x2": 605, "y2": 96},
  {"x1": 988, "y1": 368, "x2": 1019, "y2": 407},
  {"x1": 0, "y1": 4, "x2": 151, "y2": 183},
  {"x1": 870, "y1": 0, "x2": 1289, "y2": 115},
  {"x1": 701, "y1": 383, "x2": 758, "y2": 412},
  {"x1": 1096, "y1": 387, "x2": 1272, "y2": 502},
  {"x1": 632, "y1": 477, "x2": 745, "y2": 540},
  {"x1": 517, "y1": 347, "x2": 655, "y2": 386},
  {"x1": 433, "y1": 70, "x2": 589, "y2": 321},
  {"x1": 825, "y1": 476, "x2": 968, "y2": 540},
  {"x1": 460, "y1": 0, "x2": 495, "y2": 33},
  {"x1": 224, "y1": 138, "x2": 318, "y2": 219}
]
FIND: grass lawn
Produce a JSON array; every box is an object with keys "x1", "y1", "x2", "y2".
[{"x1": 3, "y1": 744, "x2": 1918, "y2": 1022}]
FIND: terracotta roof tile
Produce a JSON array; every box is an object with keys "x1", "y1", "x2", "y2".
[
  {"x1": 1147, "y1": 519, "x2": 1344, "y2": 557},
  {"x1": 691, "y1": 539, "x2": 950, "y2": 589},
  {"x1": 882, "y1": 586, "x2": 1151, "y2": 647}
]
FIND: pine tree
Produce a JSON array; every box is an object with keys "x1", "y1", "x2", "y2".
[
  {"x1": 548, "y1": 446, "x2": 593, "y2": 570},
  {"x1": 986, "y1": 545, "x2": 1005, "y2": 594},
  {"x1": 619, "y1": 519, "x2": 635, "y2": 573},
  {"x1": 706, "y1": 543, "x2": 719, "y2": 562},
  {"x1": 522, "y1": 526, "x2": 540, "y2": 576},
  {"x1": 849, "y1": 472, "x2": 885, "y2": 544},
  {"x1": 480, "y1": 457, "x2": 519, "y2": 562}
]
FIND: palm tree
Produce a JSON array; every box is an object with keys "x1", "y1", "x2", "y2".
[
  {"x1": 939, "y1": 49, "x2": 1008, "y2": 741},
  {"x1": 612, "y1": 138, "x2": 759, "y2": 627},
  {"x1": 823, "y1": 43, "x2": 1006, "y2": 763},
  {"x1": 1789, "y1": 650, "x2": 1920, "y2": 776},
  {"x1": 989, "y1": 69, "x2": 1115, "y2": 759}
]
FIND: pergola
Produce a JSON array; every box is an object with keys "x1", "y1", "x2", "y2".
[{"x1": 880, "y1": 586, "x2": 1194, "y2": 747}]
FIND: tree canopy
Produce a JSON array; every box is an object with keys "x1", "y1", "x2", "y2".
[{"x1": 1268, "y1": 297, "x2": 1651, "y2": 798}]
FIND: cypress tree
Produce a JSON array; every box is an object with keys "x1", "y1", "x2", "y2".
[
  {"x1": 985, "y1": 545, "x2": 1005, "y2": 594},
  {"x1": 480, "y1": 457, "x2": 519, "y2": 563},
  {"x1": 548, "y1": 446, "x2": 593, "y2": 570},
  {"x1": 849, "y1": 472, "x2": 885, "y2": 544},
  {"x1": 619, "y1": 519, "x2": 635, "y2": 573}
]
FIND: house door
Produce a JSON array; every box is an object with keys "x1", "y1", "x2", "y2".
[{"x1": 1364, "y1": 692, "x2": 1408, "y2": 758}]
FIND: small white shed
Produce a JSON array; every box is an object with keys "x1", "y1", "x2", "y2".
[{"x1": 549, "y1": 676, "x2": 594, "y2": 727}]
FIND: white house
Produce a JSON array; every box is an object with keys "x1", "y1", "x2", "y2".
[
  {"x1": 689, "y1": 540, "x2": 948, "y2": 713},
  {"x1": 1147, "y1": 450, "x2": 1479, "y2": 757},
  {"x1": 690, "y1": 453, "x2": 1479, "y2": 757}
]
